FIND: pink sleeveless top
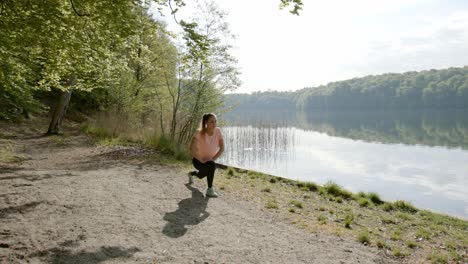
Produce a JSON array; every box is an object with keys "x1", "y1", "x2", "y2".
[{"x1": 195, "y1": 127, "x2": 223, "y2": 161}]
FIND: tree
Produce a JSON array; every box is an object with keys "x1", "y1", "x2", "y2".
[
  {"x1": 173, "y1": 0, "x2": 241, "y2": 144},
  {"x1": 0, "y1": 0, "x2": 143, "y2": 132}
]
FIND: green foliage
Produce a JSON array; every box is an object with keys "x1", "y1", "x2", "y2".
[
  {"x1": 81, "y1": 124, "x2": 111, "y2": 139},
  {"x1": 382, "y1": 202, "x2": 394, "y2": 211},
  {"x1": 393, "y1": 200, "x2": 418, "y2": 213},
  {"x1": 405, "y1": 240, "x2": 418, "y2": 249},
  {"x1": 357, "y1": 229, "x2": 370, "y2": 244},
  {"x1": 0, "y1": 141, "x2": 22, "y2": 163},
  {"x1": 299, "y1": 67, "x2": 468, "y2": 110},
  {"x1": 358, "y1": 198, "x2": 371, "y2": 207},
  {"x1": 391, "y1": 229, "x2": 403, "y2": 241},
  {"x1": 392, "y1": 247, "x2": 410, "y2": 257},
  {"x1": 376, "y1": 240, "x2": 387, "y2": 249},
  {"x1": 279, "y1": 0, "x2": 303, "y2": 15},
  {"x1": 344, "y1": 212, "x2": 354, "y2": 228},
  {"x1": 226, "y1": 67, "x2": 468, "y2": 115},
  {"x1": 367, "y1": 192, "x2": 383, "y2": 204},
  {"x1": 289, "y1": 200, "x2": 303, "y2": 209},
  {"x1": 323, "y1": 181, "x2": 353, "y2": 200},
  {"x1": 265, "y1": 199, "x2": 279, "y2": 209},
  {"x1": 428, "y1": 251, "x2": 449, "y2": 264},
  {"x1": 415, "y1": 228, "x2": 432, "y2": 240},
  {"x1": 381, "y1": 216, "x2": 396, "y2": 225},
  {"x1": 0, "y1": 0, "x2": 143, "y2": 120},
  {"x1": 304, "y1": 182, "x2": 319, "y2": 192},
  {"x1": 317, "y1": 214, "x2": 327, "y2": 224}
]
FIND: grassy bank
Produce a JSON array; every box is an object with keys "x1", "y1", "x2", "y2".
[{"x1": 209, "y1": 166, "x2": 467, "y2": 263}]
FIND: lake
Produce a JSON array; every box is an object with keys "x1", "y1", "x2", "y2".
[{"x1": 218, "y1": 109, "x2": 468, "y2": 219}]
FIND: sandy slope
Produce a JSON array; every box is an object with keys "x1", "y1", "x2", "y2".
[{"x1": 0, "y1": 130, "x2": 400, "y2": 264}]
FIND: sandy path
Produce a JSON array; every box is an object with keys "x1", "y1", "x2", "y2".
[{"x1": 0, "y1": 131, "x2": 400, "y2": 264}]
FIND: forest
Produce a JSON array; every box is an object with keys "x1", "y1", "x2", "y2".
[
  {"x1": 0, "y1": 0, "x2": 303, "y2": 150},
  {"x1": 226, "y1": 66, "x2": 468, "y2": 111}
]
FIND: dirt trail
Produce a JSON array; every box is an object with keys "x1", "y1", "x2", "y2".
[{"x1": 0, "y1": 128, "x2": 401, "y2": 263}]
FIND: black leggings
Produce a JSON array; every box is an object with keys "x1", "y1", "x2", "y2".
[{"x1": 192, "y1": 158, "x2": 216, "y2": 188}]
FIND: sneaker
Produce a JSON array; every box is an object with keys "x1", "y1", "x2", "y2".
[
  {"x1": 187, "y1": 172, "x2": 194, "y2": 184},
  {"x1": 206, "y1": 187, "x2": 218, "y2": 198}
]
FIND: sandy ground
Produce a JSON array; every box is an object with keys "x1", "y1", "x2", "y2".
[{"x1": 0, "y1": 128, "x2": 401, "y2": 264}]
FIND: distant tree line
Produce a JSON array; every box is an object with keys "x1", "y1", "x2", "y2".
[
  {"x1": 226, "y1": 67, "x2": 468, "y2": 111},
  {"x1": 225, "y1": 91, "x2": 296, "y2": 110}
]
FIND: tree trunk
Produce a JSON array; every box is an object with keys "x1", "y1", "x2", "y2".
[{"x1": 47, "y1": 78, "x2": 74, "y2": 134}]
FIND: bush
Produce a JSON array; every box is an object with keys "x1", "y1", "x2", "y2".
[
  {"x1": 393, "y1": 200, "x2": 417, "y2": 213},
  {"x1": 357, "y1": 229, "x2": 370, "y2": 244},
  {"x1": 317, "y1": 214, "x2": 327, "y2": 224},
  {"x1": 367, "y1": 192, "x2": 383, "y2": 204},
  {"x1": 405, "y1": 240, "x2": 418, "y2": 249},
  {"x1": 289, "y1": 200, "x2": 303, "y2": 209},
  {"x1": 382, "y1": 202, "x2": 394, "y2": 211},
  {"x1": 265, "y1": 199, "x2": 278, "y2": 209},
  {"x1": 305, "y1": 182, "x2": 319, "y2": 192},
  {"x1": 358, "y1": 198, "x2": 371, "y2": 207},
  {"x1": 376, "y1": 240, "x2": 386, "y2": 249},
  {"x1": 344, "y1": 212, "x2": 354, "y2": 228},
  {"x1": 323, "y1": 182, "x2": 353, "y2": 199}
]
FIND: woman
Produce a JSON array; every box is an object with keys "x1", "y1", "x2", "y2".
[{"x1": 188, "y1": 113, "x2": 224, "y2": 197}]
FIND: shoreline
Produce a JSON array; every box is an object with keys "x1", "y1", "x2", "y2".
[{"x1": 216, "y1": 162, "x2": 467, "y2": 221}]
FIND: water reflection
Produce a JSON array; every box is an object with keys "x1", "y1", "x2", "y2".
[
  {"x1": 224, "y1": 109, "x2": 468, "y2": 149},
  {"x1": 220, "y1": 109, "x2": 468, "y2": 218},
  {"x1": 222, "y1": 126, "x2": 296, "y2": 176}
]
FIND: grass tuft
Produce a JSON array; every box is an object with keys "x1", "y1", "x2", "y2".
[
  {"x1": 289, "y1": 200, "x2": 303, "y2": 209},
  {"x1": 317, "y1": 214, "x2": 327, "y2": 225},
  {"x1": 344, "y1": 212, "x2": 354, "y2": 228},
  {"x1": 376, "y1": 240, "x2": 387, "y2": 249},
  {"x1": 392, "y1": 247, "x2": 410, "y2": 257},
  {"x1": 427, "y1": 251, "x2": 449, "y2": 264},
  {"x1": 393, "y1": 200, "x2": 417, "y2": 213},
  {"x1": 405, "y1": 240, "x2": 418, "y2": 249},
  {"x1": 358, "y1": 198, "x2": 371, "y2": 207},
  {"x1": 382, "y1": 202, "x2": 394, "y2": 211},
  {"x1": 367, "y1": 192, "x2": 383, "y2": 204},
  {"x1": 357, "y1": 229, "x2": 370, "y2": 244},
  {"x1": 322, "y1": 182, "x2": 354, "y2": 200},
  {"x1": 265, "y1": 199, "x2": 279, "y2": 209}
]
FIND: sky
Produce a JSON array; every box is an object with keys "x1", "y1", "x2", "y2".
[{"x1": 158, "y1": 0, "x2": 468, "y2": 94}]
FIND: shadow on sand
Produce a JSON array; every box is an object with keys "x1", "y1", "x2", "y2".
[
  {"x1": 0, "y1": 201, "x2": 43, "y2": 219},
  {"x1": 162, "y1": 184, "x2": 210, "y2": 238},
  {"x1": 29, "y1": 245, "x2": 140, "y2": 264}
]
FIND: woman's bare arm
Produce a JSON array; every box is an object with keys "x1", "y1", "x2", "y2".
[{"x1": 212, "y1": 138, "x2": 224, "y2": 161}]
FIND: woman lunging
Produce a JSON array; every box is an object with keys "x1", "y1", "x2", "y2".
[{"x1": 188, "y1": 113, "x2": 224, "y2": 198}]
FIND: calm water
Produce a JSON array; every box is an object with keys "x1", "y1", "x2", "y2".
[{"x1": 218, "y1": 110, "x2": 468, "y2": 219}]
